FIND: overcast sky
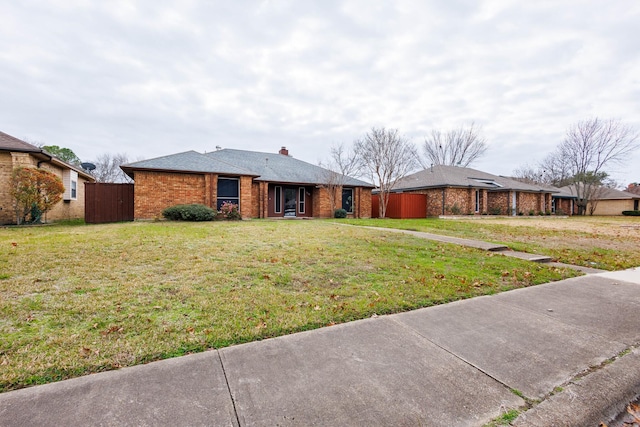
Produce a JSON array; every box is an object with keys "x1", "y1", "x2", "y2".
[{"x1": 2, "y1": 1, "x2": 639, "y2": 185}]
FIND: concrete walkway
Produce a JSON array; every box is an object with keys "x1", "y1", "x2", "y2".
[
  {"x1": 1, "y1": 268, "x2": 639, "y2": 426},
  {"x1": 358, "y1": 225, "x2": 608, "y2": 272}
]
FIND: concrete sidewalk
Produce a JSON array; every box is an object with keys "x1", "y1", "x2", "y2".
[{"x1": 1, "y1": 269, "x2": 639, "y2": 426}]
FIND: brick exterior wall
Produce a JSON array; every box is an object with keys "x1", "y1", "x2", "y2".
[
  {"x1": 589, "y1": 199, "x2": 637, "y2": 216},
  {"x1": 239, "y1": 176, "x2": 253, "y2": 219},
  {"x1": 487, "y1": 192, "x2": 509, "y2": 215},
  {"x1": 131, "y1": 170, "x2": 372, "y2": 219},
  {"x1": 356, "y1": 187, "x2": 372, "y2": 219},
  {"x1": 134, "y1": 171, "x2": 206, "y2": 219},
  {"x1": 553, "y1": 198, "x2": 573, "y2": 215},
  {"x1": 0, "y1": 152, "x2": 14, "y2": 223},
  {"x1": 1, "y1": 151, "x2": 89, "y2": 224}
]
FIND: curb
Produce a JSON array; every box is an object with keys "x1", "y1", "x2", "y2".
[{"x1": 513, "y1": 347, "x2": 640, "y2": 427}]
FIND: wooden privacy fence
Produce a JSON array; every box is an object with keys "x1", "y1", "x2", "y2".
[
  {"x1": 85, "y1": 183, "x2": 134, "y2": 224},
  {"x1": 372, "y1": 193, "x2": 427, "y2": 218}
]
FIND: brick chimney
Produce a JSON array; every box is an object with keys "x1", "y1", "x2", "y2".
[{"x1": 279, "y1": 147, "x2": 289, "y2": 156}]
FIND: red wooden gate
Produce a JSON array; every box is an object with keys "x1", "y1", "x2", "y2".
[
  {"x1": 372, "y1": 193, "x2": 427, "y2": 218},
  {"x1": 85, "y1": 183, "x2": 134, "y2": 224}
]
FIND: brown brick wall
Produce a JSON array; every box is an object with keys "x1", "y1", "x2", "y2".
[
  {"x1": 554, "y1": 198, "x2": 573, "y2": 215},
  {"x1": 134, "y1": 171, "x2": 206, "y2": 219},
  {"x1": 487, "y1": 192, "x2": 509, "y2": 215},
  {"x1": 1, "y1": 152, "x2": 87, "y2": 224},
  {"x1": 0, "y1": 152, "x2": 14, "y2": 223},
  {"x1": 314, "y1": 187, "x2": 334, "y2": 218},
  {"x1": 590, "y1": 199, "x2": 636, "y2": 216},
  {"x1": 443, "y1": 188, "x2": 473, "y2": 215},
  {"x1": 239, "y1": 176, "x2": 253, "y2": 219},
  {"x1": 356, "y1": 187, "x2": 372, "y2": 218}
]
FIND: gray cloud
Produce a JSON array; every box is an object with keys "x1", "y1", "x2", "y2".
[{"x1": 1, "y1": 0, "x2": 639, "y2": 184}]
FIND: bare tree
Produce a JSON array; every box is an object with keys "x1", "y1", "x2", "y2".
[
  {"x1": 90, "y1": 153, "x2": 133, "y2": 183},
  {"x1": 560, "y1": 118, "x2": 639, "y2": 215},
  {"x1": 422, "y1": 123, "x2": 488, "y2": 168},
  {"x1": 319, "y1": 143, "x2": 361, "y2": 213},
  {"x1": 354, "y1": 127, "x2": 418, "y2": 218}
]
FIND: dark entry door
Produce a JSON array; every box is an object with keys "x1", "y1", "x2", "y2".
[{"x1": 284, "y1": 188, "x2": 297, "y2": 216}]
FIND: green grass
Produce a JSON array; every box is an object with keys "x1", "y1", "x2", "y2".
[
  {"x1": 483, "y1": 409, "x2": 520, "y2": 426},
  {"x1": 340, "y1": 216, "x2": 640, "y2": 270},
  {"x1": 0, "y1": 220, "x2": 579, "y2": 392}
]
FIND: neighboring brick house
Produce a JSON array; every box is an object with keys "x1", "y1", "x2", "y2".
[
  {"x1": 560, "y1": 185, "x2": 640, "y2": 215},
  {"x1": 0, "y1": 131, "x2": 95, "y2": 224},
  {"x1": 390, "y1": 165, "x2": 555, "y2": 217},
  {"x1": 121, "y1": 147, "x2": 373, "y2": 220}
]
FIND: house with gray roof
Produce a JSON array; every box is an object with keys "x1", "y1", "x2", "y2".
[
  {"x1": 389, "y1": 165, "x2": 556, "y2": 217},
  {"x1": 1, "y1": 131, "x2": 95, "y2": 224},
  {"x1": 559, "y1": 184, "x2": 639, "y2": 216},
  {"x1": 121, "y1": 147, "x2": 373, "y2": 219}
]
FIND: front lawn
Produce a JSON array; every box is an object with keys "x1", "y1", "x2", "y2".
[
  {"x1": 0, "y1": 220, "x2": 578, "y2": 391},
  {"x1": 342, "y1": 216, "x2": 640, "y2": 270}
]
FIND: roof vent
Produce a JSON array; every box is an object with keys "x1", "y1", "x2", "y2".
[
  {"x1": 279, "y1": 147, "x2": 289, "y2": 156},
  {"x1": 215, "y1": 146, "x2": 222, "y2": 151}
]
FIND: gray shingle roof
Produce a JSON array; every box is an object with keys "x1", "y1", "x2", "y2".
[
  {"x1": 0, "y1": 130, "x2": 94, "y2": 180},
  {"x1": 121, "y1": 151, "x2": 256, "y2": 176},
  {"x1": 560, "y1": 185, "x2": 640, "y2": 200},
  {"x1": 0, "y1": 131, "x2": 41, "y2": 152},
  {"x1": 122, "y1": 148, "x2": 373, "y2": 187},
  {"x1": 394, "y1": 165, "x2": 554, "y2": 192},
  {"x1": 205, "y1": 149, "x2": 372, "y2": 186}
]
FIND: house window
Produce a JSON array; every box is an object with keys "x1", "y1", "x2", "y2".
[
  {"x1": 274, "y1": 186, "x2": 282, "y2": 213},
  {"x1": 551, "y1": 198, "x2": 556, "y2": 213},
  {"x1": 217, "y1": 177, "x2": 239, "y2": 210},
  {"x1": 342, "y1": 188, "x2": 354, "y2": 214},
  {"x1": 299, "y1": 187, "x2": 305, "y2": 214},
  {"x1": 63, "y1": 169, "x2": 78, "y2": 201},
  {"x1": 475, "y1": 190, "x2": 480, "y2": 213}
]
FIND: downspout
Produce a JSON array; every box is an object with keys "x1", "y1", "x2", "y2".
[{"x1": 442, "y1": 188, "x2": 445, "y2": 215}]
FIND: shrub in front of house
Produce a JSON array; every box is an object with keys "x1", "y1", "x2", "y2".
[
  {"x1": 334, "y1": 208, "x2": 347, "y2": 218},
  {"x1": 217, "y1": 202, "x2": 241, "y2": 220},
  {"x1": 162, "y1": 204, "x2": 216, "y2": 221},
  {"x1": 622, "y1": 210, "x2": 640, "y2": 216}
]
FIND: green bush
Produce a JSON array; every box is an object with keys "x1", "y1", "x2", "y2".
[
  {"x1": 622, "y1": 210, "x2": 640, "y2": 216},
  {"x1": 334, "y1": 208, "x2": 347, "y2": 218},
  {"x1": 489, "y1": 207, "x2": 503, "y2": 215},
  {"x1": 162, "y1": 204, "x2": 216, "y2": 221}
]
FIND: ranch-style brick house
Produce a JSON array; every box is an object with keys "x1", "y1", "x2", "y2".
[
  {"x1": 390, "y1": 165, "x2": 556, "y2": 217},
  {"x1": 0, "y1": 131, "x2": 95, "y2": 224},
  {"x1": 559, "y1": 184, "x2": 640, "y2": 216},
  {"x1": 121, "y1": 147, "x2": 373, "y2": 220}
]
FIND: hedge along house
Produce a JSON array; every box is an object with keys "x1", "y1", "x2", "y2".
[
  {"x1": 391, "y1": 165, "x2": 555, "y2": 217},
  {"x1": 0, "y1": 131, "x2": 95, "y2": 224},
  {"x1": 121, "y1": 147, "x2": 373, "y2": 220}
]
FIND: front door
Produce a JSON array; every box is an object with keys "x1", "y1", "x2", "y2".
[{"x1": 284, "y1": 188, "x2": 297, "y2": 217}]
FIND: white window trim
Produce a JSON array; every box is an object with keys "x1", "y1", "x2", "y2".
[
  {"x1": 298, "y1": 187, "x2": 305, "y2": 214},
  {"x1": 274, "y1": 186, "x2": 282, "y2": 214}
]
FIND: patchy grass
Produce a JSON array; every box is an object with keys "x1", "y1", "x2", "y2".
[
  {"x1": 340, "y1": 216, "x2": 640, "y2": 270},
  {"x1": 0, "y1": 220, "x2": 577, "y2": 392},
  {"x1": 483, "y1": 409, "x2": 520, "y2": 426}
]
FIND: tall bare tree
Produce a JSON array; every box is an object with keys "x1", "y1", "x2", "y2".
[
  {"x1": 319, "y1": 143, "x2": 361, "y2": 213},
  {"x1": 560, "y1": 118, "x2": 638, "y2": 214},
  {"x1": 422, "y1": 123, "x2": 487, "y2": 168},
  {"x1": 354, "y1": 127, "x2": 418, "y2": 218},
  {"x1": 90, "y1": 153, "x2": 133, "y2": 183}
]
